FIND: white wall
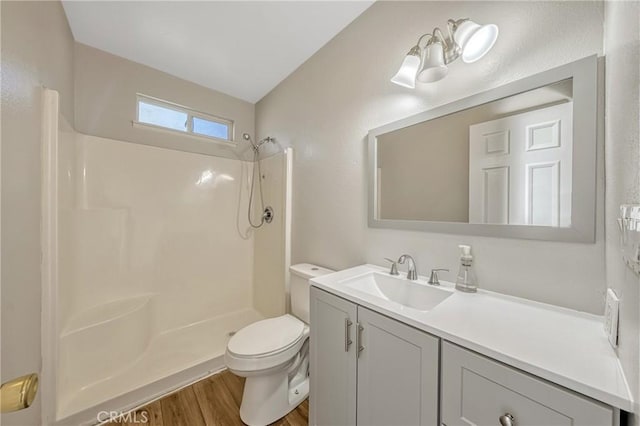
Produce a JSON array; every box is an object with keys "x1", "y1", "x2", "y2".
[
  {"x1": 604, "y1": 1, "x2": 640, "y2": 422},
  {"x1": 73, "y1": 43, "x2": 256, "y2": 161},
  {"x1": 256, "y1": 1, "x2": 606, "y2": 314},
  {"x1": 1, "y1": 2, "x2": 75, "y2": 425}
]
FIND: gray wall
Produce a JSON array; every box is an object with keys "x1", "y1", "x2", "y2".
[
  {"x1": 74, "y1": 43, "x2": 256, "y2": 160},
  {"x1": 1, "y1": 1, "x2": 75, "y2": 425},
  {"x1": 604, "y1": 1, "x2": 640, "y2": 422},
  {"x1": 256, "y1": 1, "x2": 606, "y2": 314}
]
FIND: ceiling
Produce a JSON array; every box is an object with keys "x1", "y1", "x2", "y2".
[{"x1": 62, "y1": 1, "x2": 374, "y2": 103}]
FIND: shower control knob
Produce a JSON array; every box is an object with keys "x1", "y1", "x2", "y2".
[{"x1": 263, "y1": 206, "x2": 274, "y2": 224}]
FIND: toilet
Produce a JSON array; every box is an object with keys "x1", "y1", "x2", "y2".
[{"x1": 225, "y1": 263, "x2": 334, "y2": 426}]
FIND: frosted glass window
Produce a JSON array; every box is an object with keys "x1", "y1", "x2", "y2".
[
  {"x1": 136, "y1": 95, "x2": 234, "y2": 143},
  {"x1": 193, "y1": 117, "x2": 229, "y2": 140}
]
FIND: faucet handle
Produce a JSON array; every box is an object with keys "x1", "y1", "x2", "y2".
[
  {"x1": 384, "y1": 258, "x2": 399, "y2": 276},
  {"x1": 428, "y1": 268, "x2": 449, "y2": 286}
]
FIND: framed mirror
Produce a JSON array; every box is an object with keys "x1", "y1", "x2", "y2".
[{"x1": 368, "y1": 55, "x2": 597, "y2": 242}]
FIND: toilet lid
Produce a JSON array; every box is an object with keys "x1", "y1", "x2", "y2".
[{"x1": 228, "y1": 314, "x2": 305, "y2": 357}]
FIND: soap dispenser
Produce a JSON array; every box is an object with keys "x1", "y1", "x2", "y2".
[{"x1": 455, "y1": 244, "x2": 478, "y2": 293}]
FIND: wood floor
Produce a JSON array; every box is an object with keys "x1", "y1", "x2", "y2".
[{"x1": 109, "y1": 370, "x2": 308, "y2": 426}]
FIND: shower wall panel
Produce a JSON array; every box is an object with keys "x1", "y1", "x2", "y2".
[
  {"x1": 58, "y1": 115, "x2": 78, "y2": 330},
  {"x1": 253, "y1": 151, "x2": 291, "y2": 318},
  {"x1": 60, "y1": 134, "x2": 255, "y2": 334}
]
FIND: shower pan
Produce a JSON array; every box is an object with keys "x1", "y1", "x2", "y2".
[{"x1": 40, "y1": 89, "x2": 292, "y2": 425}]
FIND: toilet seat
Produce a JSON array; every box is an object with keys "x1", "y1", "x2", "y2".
[
  {"x1": 225, "y1": 314, "x2": 309, "y2": 373},
  {"x1": 228, "y1": 314, "x2": 304, "y2": 358}
]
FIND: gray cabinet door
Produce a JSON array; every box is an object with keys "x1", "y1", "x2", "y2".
[
  {"x1": 310, "y1": 287, "x2": 358, "y2": 426},
  {"x1": 441, "y1": 342, "x2": 614, "y2": 426},
  {"x1": 356, "y1": 306, "x2": 439, "y2": 426}
]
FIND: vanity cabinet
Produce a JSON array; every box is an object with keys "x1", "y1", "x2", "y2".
[
  {"x1": 310, "y1": 287, "x2": 439, "y2": 426},
  {"x1": 309, "y1": 286, "x2": 357, "y2": 426},
  {"x1": 441, "y1": 342, "x2": 615, "y2": 426},
  {"x1": 310, "y1": 265, "x2": 627, "y2": 426},
  {"x1": 356, "y1": 305, "x2": 439, "y2": 426}
]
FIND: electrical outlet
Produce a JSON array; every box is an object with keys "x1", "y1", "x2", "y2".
[{"x1": 604, "y1": 288, "x2": 620, "y2": 348}]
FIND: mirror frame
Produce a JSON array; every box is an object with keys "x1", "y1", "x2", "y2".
[{"x1": 368, "y1": 55, "x2": 598, "y2": 242}]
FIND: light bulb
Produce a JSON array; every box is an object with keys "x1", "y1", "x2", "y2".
[{"x1": 453, "y1": 20, "x2": 499, "y2": 63}]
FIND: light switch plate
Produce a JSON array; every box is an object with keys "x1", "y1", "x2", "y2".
[{"x1": 604, "y1": 288, "x2": 619, "y2": 348}]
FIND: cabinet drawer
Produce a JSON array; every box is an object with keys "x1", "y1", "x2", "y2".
[{"x1": 441, "y1": 342, "x2": 614, "y2": 426}]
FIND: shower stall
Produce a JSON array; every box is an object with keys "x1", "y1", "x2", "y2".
[{"x1": 40, "y1": 89, "x2": 292, "y2": 425}]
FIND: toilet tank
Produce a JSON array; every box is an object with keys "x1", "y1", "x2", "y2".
[{"x1": 290, "y1": 263, "x2": 334, "y2": 323}]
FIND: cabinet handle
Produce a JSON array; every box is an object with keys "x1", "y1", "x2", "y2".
[
  {"x1": 357, "y1": 323, "x2": 364, "y2": 357},
  {"x1": 344, "y1": 319, "x2": 353, "y2": 352},
  {"x1": 499, "y1": 413, "x2": 515, "y2": 426}
]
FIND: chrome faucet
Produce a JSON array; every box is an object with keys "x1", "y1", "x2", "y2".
[{"x1": 398, "y1": 254, "x2": 418, "y2": 280}]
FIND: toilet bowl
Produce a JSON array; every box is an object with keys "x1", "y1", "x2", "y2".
[{"x1": 224, "y1": 263, "x2": 333, "y2": 426}]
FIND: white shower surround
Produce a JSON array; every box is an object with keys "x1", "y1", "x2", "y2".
[{"x1": 41, "y1": 89, "x2": 291, "y2": 424}]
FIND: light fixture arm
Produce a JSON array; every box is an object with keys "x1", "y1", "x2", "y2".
[
  {"x1": 437, "y1": 25, "x2": 461, "y2": 64},
  {"x1": 447, "y1": 18, "x2": 469, "y2": 33},
  {"x1": 403, "y1": 33, "x2": 435, "y2": 60},
  {"x1": 416, "y1": 33, "x2": 434, "y2": 48},
  {"x1": 420, "y1": 26, "x2": 462, "y2": 65},
  {"x1": 413, "y1": 26, "x2": 456, "y2": 50},
  {"x1": 405, "y1": 44, "x2": 421, "y2": 58},
  {"x1": 431, "y1": 27, "x2": 447, "y2": 44}
]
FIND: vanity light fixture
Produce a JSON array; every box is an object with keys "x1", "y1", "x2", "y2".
[{"x1": 391, "y1": 18, "x2": 499, "y2": 88}]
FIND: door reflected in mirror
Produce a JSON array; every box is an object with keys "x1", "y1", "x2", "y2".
[{"x1": 376, "y1": 79, "x2": 573, "y2": 227}]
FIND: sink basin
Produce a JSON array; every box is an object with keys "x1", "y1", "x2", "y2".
[{"x1": 340, "y1": 272, "x2": 452, "y2": 311}]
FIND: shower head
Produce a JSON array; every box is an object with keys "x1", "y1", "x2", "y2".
[
  {"x1": 254, "y1": 137, "x2": 275, "y2": 150},
  {"x1": 243, "y1": 133, "x2": 275, "y2": 153}
]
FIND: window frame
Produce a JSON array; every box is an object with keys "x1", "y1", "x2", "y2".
[{"x1": 134, "y1": 94, "x2": 235, "y2": 145}]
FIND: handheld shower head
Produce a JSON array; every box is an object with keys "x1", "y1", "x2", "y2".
[
  {"x1": 254, "y1": 136, "x2": 275, "y2": 150},
  {"x1": 243, "y1": 133, "x2": 275, "y2": 153}
]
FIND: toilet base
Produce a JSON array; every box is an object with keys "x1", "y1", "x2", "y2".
[{"x1": 239, "y1": 371, "x2": 308, "y2": 426}]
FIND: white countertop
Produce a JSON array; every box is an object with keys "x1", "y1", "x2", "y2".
[{"x1": 311, "y1": 264, "x2": 634, "y2": 412}]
